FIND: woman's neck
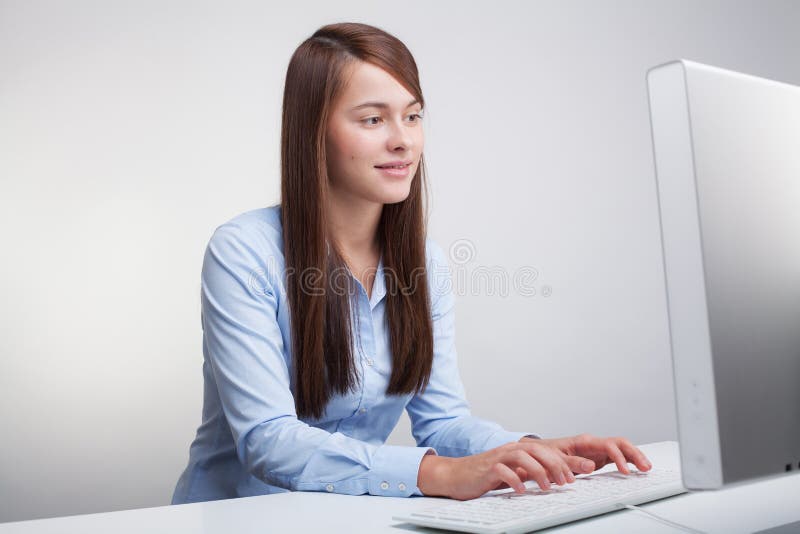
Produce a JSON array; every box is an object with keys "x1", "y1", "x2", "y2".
[{"x1": 327, "y1": 188, "x2": 383, "y2": 263}]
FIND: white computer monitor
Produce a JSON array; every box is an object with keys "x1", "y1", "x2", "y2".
[{"x1": 647, "y1": 59, "x2": 800, "y2": 490}]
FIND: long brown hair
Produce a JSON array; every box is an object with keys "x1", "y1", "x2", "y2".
[{"x1": 280, "y1": 22, "x2": 434, "y2": 419}]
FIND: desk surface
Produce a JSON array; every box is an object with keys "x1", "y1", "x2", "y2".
[{"x1": 2, "y1": 441, "x2": 799, "y2": 534}]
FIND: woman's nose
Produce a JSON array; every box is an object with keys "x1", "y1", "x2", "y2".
[{"x1": 386, "y1": 119, "x2": 413, "y2": 151}]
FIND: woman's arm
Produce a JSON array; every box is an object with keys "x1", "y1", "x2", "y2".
[{"x1": 201, "y1": 223, "x2": 432, "y2": 496}]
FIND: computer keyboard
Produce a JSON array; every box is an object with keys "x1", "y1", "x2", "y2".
[{"x1": 393, "y1": 467, "x2": 686, "y2": 534}]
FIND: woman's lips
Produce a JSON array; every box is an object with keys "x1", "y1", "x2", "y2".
[{"x1": 375, "y1": 163, "x2": 411, "y2": 177}]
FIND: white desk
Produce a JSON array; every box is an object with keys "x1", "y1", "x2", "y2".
[{"x1": 2, "y1": 441, "x2": 799, "y2": 534}]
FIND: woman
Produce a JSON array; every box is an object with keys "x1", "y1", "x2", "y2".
[{"x1": 172, "y1": 22, "x2": 651, "y2": 504}]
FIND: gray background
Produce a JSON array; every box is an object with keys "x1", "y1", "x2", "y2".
[{"x1": 1, "y1": 0, "x2": 798, "y2": 524}]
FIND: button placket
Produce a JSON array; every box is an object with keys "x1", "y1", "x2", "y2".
[
  {"x1": 357, "y1": 290, "x2": 380, "y2": 417},
  {"x1": 351, "y1": 299, "x2": 370, "y2": 417}
]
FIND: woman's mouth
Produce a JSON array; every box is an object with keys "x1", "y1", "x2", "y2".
[{"x1": 375, "y1": 161, "x2": 412, "y2": 177}]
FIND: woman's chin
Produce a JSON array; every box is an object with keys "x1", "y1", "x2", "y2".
[{"x1": 379, "y1": 187, "x2": 413, "y2": 205}]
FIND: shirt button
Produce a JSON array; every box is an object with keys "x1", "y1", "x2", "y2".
[
  {"x1": 398, "y1": 483, "x2": 407, "y2": 491},
  {"x1": 380, "y1": 481, "x2": 389, "y2": 490},
  {"x1": 366, "y1": 358, "x2": 374, "y2": 366},
  {"x1": 359, "y1": 408, "x2": 367, "y2": 414},
  {"x1": 325, "y1": 484, "x2": 334, "y2": 492}
]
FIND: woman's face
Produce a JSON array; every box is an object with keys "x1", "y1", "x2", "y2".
[{"x1": 325, "y1": 60, "x2": 424, "y2": 206}]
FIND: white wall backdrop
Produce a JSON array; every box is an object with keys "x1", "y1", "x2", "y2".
[{"x1": 1, "y1": 0, "x2": 798, "y2": 523}]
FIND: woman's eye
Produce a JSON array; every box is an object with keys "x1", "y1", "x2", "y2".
[{"x1": 362, "y1": 113, "x2": 423, "y2": 126}]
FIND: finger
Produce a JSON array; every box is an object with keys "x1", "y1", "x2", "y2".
[
  {"x1": 616, "y1": 438, "x2": 652, "y2": 471},
  {"x1": 492, "y1": 462, "x2": 526, "y2": 493},
  {"x1": 508, "y1": 450, "x2": 552, "y2": 491},
  {"x1": 562, "y1": 453, "x2": 595, "y2": 475},
  {"x1": 554, "y1": 452, "x2": 576, "y2": 483},
  {"x1": 605, "y1": 440, "x2": 631, "y2": 474},
  {"x1": 555, "y1": 452, "x2": 577, "y2": 484},
  {"x1": 519, "y1": 444, "x2": 568, "y2": 486},
  {"x1": 515, "y1": 467, "x2": 528, "y2": 481},
  {"x1": 550, "y1": 438, "x2": 612, "y2": 480}
]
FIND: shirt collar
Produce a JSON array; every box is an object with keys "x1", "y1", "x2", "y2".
[{"x1": 368, "y1": 254, "x2": 387, "y2": 310}]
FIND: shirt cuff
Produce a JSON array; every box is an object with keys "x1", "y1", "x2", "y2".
[
  {"x1": 483, "y1": 430, "x2": 542, "y2": 450},
  {"x1": 370, "y1": 445, "x2": 436, "y2": 497}
]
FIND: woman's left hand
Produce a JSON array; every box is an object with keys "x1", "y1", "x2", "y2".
[{"x1": 520, "y1": 433, "x2": 653, "y2": 476}]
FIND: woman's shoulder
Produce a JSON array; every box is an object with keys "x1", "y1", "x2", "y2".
[
  {"x1": 210, "y1": 204, "x2": 283, "y2": 250},
  {"x1": 203, "y1": 205, "x2": 287, "y2": 293},
  {"x1": 205, "y1": 204, "x2": 286, "y2": 273},
  {"x1": 222, "y1": 203, "x2": 282, "y2": 232}
]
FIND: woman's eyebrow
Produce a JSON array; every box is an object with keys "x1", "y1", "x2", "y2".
[{"x1": 350, "y1": 99, "x2": 420, "y2": 111}]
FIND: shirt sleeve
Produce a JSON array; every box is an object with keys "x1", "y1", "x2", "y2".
[
  {"x1": 405, "y1": 239, "x2": 541, "y2": 458},
  {"x1": 201, "y1": 223, "x2": 433, "y2": 497}
]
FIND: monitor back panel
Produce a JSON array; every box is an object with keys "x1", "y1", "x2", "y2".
[{"x1": 648, "y1": 60, "x2": 800, "y2": 488}]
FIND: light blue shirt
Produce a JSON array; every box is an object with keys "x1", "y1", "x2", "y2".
[{"x1": 172, "y1": 205, "x2": 538, "y2": 504}]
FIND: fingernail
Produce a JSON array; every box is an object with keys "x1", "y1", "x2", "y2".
[{"x1": 582, "y1": 460, "x2": 593, "y2": 471}]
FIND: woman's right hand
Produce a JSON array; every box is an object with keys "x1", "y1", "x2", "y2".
[{"x1": 417, "y1": 441, "x2": 596, "y2": 501}]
